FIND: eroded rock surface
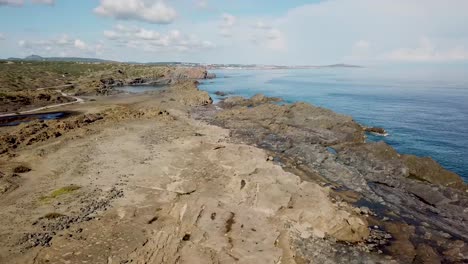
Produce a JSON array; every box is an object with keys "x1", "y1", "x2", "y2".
[
  {"x1": 194, "y1": 95, "x2": 468, "y2": 263},
  {"x1": 0, "y1": 91, "x2": 388, "y2": 264},
  {"x1": 0, "y1": 85, "x2": 466, "y2": 264}
]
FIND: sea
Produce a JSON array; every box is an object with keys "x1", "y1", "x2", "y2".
[{"x1": 198, "y1": 65, "x2": 468, "y2": 182}]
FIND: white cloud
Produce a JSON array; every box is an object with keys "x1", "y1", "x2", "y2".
[
  {"x1": 221, "y1": 13, "x2": 236, "y2": 28},
  {"x1": 103, "y1": 30, "x2": 119, "y2": 40},
  {"x1": 18, "y1": 35, "x2": 103, "y2": 57},
  {"x1": 254, "y1": 21, "x2": 272, "y2": 30},
  {"x1": 384, "y1": 37, "x2": 468, "y2": 62},
  {"x1": 251, "y1": 28, "x2": 287, "y2": 51},
  {"x1": 74, "y1": 39, "x2": 87, "y2": 50},
  {"x1": 94, "y1": 0, "x2": 177, "y2": 24},
  {"x1": 354, "y1": 40, "x2": 370, "y2": 49},
  {"x1": 219, "y1": 28, "x2": 232, "y2": 38},
  {"x1": 195, "y1": 0, "x2": 208, "y2": 9},
  {"x1": 267, "y1": 0, "x2": 468, "y2": 64},
  {"x1": 31, "y1": 0, "x2": 54, "y2": 5},
  {"x1": 103, "y1": 24, "x2": 216, "y2": 53},
  {"x1": 0, "y1": 0, "x2": 54, "y2": 6},
  {"x1": 345, "y1": 40, "x2": 372, "y2": 61},
  {"x1": 0, "y1": 0, "x2": 23, "y2": 6},
  {"x1": 135, "y1": 29, "x2": 161, "y2": 40},
  {"x1": 0, "y1": 33, "x2": 5, "y2": 40},
  {"x1": 219, "y1": 13, "x2": 236, "y2": 38}
]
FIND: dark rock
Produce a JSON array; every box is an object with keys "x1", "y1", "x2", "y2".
[
  {"x1": 364, "y1": 127, "x2": 387, "y2": 135},
  {"x1": 214, "y1": 91, "x2": 228, "y2": 97},
  {"x1": 13, "y1": 165, "x2": 31, "y2": 174},
  {"x1": 128, "y1": 78, "x2": 146, "y2": 85}
]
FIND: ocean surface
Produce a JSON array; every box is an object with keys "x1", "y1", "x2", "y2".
[{"x1": 198, "y1": 65, "x2": 468, "y2": 181}]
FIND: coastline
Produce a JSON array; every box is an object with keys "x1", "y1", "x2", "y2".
[
  {"x1": 0, "y1": 68, "x2": 467, "y2": 263},
  {"x1": 200, "y1": 68, "x2": 468, "y2": 182},
  {"x1": 194, "y1": 79, "x2": 468, "y2": 262}
]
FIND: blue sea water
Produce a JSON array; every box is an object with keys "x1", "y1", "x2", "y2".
[{"x1": 199, "y1": 65, "x2": 468, "y2": 181}]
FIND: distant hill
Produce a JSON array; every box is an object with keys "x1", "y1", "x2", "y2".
[
  {"x1": 24, "y1": 55, "x2": 44, "y2": 61},
  {"x1": 7, "y1": 55, "x2": 116, "y2": 63},
  {"x1": 323, "y1": 64, "x2": 362, "y2": 68}
]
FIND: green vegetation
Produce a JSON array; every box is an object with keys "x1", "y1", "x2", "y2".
[
  {"x1": 40, "y1": 185, "x2": 81, "y2": 202},
  {"x1": 0, "y1": 61, "x2": 171, "y2": 94},
  {"x1": 0, "y1": 61, "x2": 115, "y2": 92}
]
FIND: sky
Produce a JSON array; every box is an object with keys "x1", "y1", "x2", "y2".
[{"x1": 0, "y1": 0, "x2": 468, "y2": 65}]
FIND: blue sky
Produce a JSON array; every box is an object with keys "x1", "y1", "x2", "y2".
[{"x1": 1, "y1": 0, "x2": 468, "y2": 65}]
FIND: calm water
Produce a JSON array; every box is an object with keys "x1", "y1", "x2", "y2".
[
  {"x1": 199, "y1": 66, "x2": 468, "y2": 181},
  {"x1": 0, "y1": 111, "x2": 73, "y2": 126}
]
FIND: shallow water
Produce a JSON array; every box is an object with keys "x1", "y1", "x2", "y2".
[
  {"x1": 0, "y1": 111, "x2": 74, "y2": 126},
  {"x1": 199, "y1": 66, "x2": 468, "y2": 181}
]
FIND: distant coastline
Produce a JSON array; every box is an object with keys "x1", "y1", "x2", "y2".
[{"x1": 2, "y1": 55, "x2": 362, "y2": 70}]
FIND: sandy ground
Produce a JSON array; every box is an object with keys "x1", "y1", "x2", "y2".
[{"x1": 0, "y1": 89, "x2": 383, "y2": 264}]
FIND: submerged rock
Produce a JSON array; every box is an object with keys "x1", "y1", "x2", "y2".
[{"x1": 214, "y1": 91, "x2": 228, "y2": 96}]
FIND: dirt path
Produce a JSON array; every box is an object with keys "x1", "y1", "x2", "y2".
[
  {"x1": 0, "y1": 94, "x2": 384, "y2": 263},
  {"x1": 0, "y1": 85, "x2": 83, "y2": 118}
]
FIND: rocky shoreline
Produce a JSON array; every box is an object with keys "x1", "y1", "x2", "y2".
[
  {"x1": 194, "y1": 93, "x2": 468, "y2": 263},
  {"x1": 0, "y1": 67, "x2": 466, "y2": 263}
]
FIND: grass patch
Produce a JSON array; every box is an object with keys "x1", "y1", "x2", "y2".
[{"x1": 40, "y1": 185, "x2": 81, "y2": 201}]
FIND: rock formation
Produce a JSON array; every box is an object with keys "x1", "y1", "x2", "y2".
[{"x1": 193, "y1": 94, "x2": 468, "y2": 263}]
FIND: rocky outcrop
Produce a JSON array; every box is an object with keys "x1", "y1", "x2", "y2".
[
  {"x1": 0, "y1": 91, "x2": 75, "y2": 113},
  {"x1": 364, "y1": 126, "x2": 387, "y2": 136},
  {"x1": 193, "y1": 94, "x2": 468, "y2": 263},
  {"x1": 0, "y1": 107, "x2": 172, "y2": 155},
  {"x1": 94, "y1": 67, "x2": 214, "y2": 95},
  {"x1": 127, "y1": 77, "x2": 147, "y2": 85},
  {"x1": 402, "y1": 155, "x2": 465, "y2": 189},
  {"x1": 169, "y1": 67, "x2": 209, "y2": 81},
  {"x1": 0, "y1": 114, "x2": 103, "y2": 155},
  {"x1": 99, "y1": 78, "x2": 123, "y2": 87},
  {"x1": 222, "y1": 94, "x2": 282, "y2": 108},
  {"x1": 215, "y1": 99, "x2": 365, "y2": 146},
  {"x1": 168, "y1": 81, "x2": 213, "y2": 106},
  {"x1": 206, "y1": 72, "x2": 216, "y2": 79}
]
